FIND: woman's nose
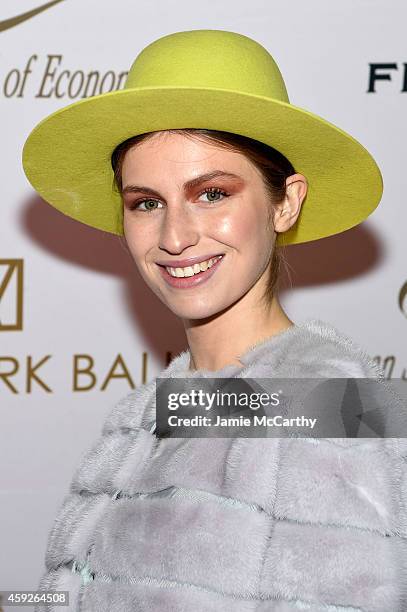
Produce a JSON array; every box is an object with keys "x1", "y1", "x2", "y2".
[{"x1": 158, "y1": 203, "x2": 200, "y2": 254}]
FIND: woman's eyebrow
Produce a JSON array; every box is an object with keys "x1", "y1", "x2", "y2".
[{"x1": 121, "y1": 170, "x2": 243, "y2": 197}]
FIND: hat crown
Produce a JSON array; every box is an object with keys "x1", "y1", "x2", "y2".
[{"x1": 124, "y1": 30, "x2": 290, "y2": 102}]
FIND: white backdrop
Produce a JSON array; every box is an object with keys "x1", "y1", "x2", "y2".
[{"x1": 1, "y1": 0, "x2": 406, "y2": 607}]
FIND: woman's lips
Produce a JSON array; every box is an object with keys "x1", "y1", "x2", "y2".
[{"x1": 156, "y1": 255, "x2": 224, "y2": 289}]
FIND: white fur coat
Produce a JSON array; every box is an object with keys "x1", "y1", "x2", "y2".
[{"x1": 35, "y1": 319, "x2": 407, "y2": 611}]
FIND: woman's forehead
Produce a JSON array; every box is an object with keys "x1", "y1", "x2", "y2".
[{"x1": 122, "y1": 131, "x2": 257, "y2": 176}]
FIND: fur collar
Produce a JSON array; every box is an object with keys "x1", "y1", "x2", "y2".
[
  {"x1": 103, "y1": 318, "x2": 384, "y2": 435},
  {"x1": 162, "y1": 317, "x2": 384, "y2": 379}
]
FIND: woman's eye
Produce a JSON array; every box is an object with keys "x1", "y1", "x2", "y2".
[
  {"x1": 199, "y1": 187, "x2": 229, "y2": 203},
  {"x1": 130, "y1": 198, "x2": 162, "y2": 212}
]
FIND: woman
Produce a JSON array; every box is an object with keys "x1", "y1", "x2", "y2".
[{"x1": 23, "y1": 30, "x2": 406, "y2": 611}]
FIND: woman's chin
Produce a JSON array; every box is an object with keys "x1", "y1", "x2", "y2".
[{"x1": 163, "y1": 299, "x2": 232, "y2": 321}]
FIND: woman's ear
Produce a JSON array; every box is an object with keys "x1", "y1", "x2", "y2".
[{"x1": 273, "y1": 174, "x2": 308, "y2": 234}]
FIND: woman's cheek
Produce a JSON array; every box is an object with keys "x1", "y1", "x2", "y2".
[{"x1": 214, "y1": 210, "x2": 249, "y2": 242}]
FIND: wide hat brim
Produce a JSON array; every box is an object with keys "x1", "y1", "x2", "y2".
[{"x1": 22, "y1": 85, "x2": 383, "y2": 246}]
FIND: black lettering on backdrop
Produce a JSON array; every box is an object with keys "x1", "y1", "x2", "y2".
[{"x1": 367, "y1": 63, "x2": 398, "y2": 92}]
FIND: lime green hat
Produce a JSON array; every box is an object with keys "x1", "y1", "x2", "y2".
[{"x1": 22, "y1": 29, "x2": 383, "y2": 246}]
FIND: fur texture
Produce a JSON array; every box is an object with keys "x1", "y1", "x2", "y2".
[{"x1": 35, "y1": 319, "x2": 407, "y2": 611}]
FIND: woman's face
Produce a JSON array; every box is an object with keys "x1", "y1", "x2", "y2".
[{"x1": 121, "y1": 131, "x2": 278, "y2": 320}]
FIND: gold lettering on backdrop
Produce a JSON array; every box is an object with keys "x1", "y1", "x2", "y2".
[
  {"x1": 0, "y1": 357, "x2": 19, "y2": 393},
  {"x1": 73, "y1": 355, "x2": 97, "y2": 392},
  {"x1": 0, "y1": 351, "x2": 177, "y2": 393},
  {"x1": 0, "y1": 259, "x2": 24, "y2": 331},
  {"x1": 0, "y1": 356, "x2": 53, "y2": 393},
  {"x1": 26, "y1": 355, "x2": 52, "y2": 393},
  {"x1": 100, "y1": 354, "x2": 135, "y2": 391}
]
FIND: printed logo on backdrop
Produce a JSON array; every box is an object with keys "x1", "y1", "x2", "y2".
[
  {"x1": 0, "y1": 259, "x2": 23, "y2": 331},
  {"x1": 0, "y1": 1, "x2": 128, "y2": 99}
]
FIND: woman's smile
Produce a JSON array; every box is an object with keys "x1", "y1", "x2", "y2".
[{"x1": 156, "y1": 253, "x2": 225, "y2": 289}]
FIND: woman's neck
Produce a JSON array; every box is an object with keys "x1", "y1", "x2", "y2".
[{"x1": 184, "y1": 294, "x2": 293, "y2": 373}]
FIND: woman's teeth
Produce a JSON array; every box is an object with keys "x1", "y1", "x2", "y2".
[{"x1": 165, "y1": 255, "x2": 223, "y2": 278}]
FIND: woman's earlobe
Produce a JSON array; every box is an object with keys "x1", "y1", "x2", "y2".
[{"x1": 273, "y1": 205, "x2": 292, "y2": 233}]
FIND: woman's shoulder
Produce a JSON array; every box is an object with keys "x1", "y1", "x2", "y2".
[
  {"x1": 291, "y1": 318, "x2": 384, "y2": 378},
  {"x1": 242, "y1": 318, "x2": 385, "y2": 379}
]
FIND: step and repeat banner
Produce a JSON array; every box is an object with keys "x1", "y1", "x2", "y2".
[{"x1": 1, "y1": 0, "x2": 406, "y2": 604}]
